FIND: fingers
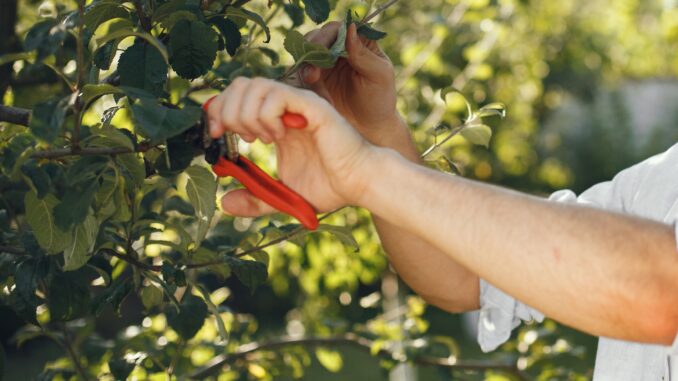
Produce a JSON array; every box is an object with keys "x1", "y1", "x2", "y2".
[
  {"x1": 346, "y1": 23, "x2": 392, "y2": 82},
  {"x1": 208, "y1": 77, "x2": 332, "y2": 144},
  {"x1": 221, "y1": 189, "x2": 276, "y2": 217}
]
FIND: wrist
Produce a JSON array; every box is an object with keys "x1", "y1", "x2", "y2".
[
  {"x1": 353, "y1": 146, "x2": 409, "y2": 209},
  {"x1": 359, "y1": 114, "x2": 421, "y2": 163}
]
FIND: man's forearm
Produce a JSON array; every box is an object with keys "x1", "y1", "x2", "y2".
[
  {"x1": 359, "y1": 148, "x2": 678, "y2": 344},
  {"x1": 363, "y1": 116, "x2": 480, "y2": 312}
]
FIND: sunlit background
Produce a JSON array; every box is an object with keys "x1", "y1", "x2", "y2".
[{"x1": 2, "y1": 0, "x2": 677, "y2": 379}]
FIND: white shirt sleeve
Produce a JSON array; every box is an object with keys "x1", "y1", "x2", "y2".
[{"x1": 477, "y1": 143, "x2": 678, "y2": 353}]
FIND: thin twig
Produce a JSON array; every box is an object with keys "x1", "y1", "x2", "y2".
[
  {"x1": 362, "y1": 0, "x2": 399, "y2": 23},
  {"x1": 0, "y1": 245, "x2": 25, "y2": 255},
  {"x1": 185, "y1": 210, "x2": 340, "y2": 269},
  {"x1": 30, "y1": 142, "x2": 157, "y2": 159},
  {"x1": 0, "y1": 104, "x2": 30, "y2": 126},
  {"x1": 420, "y1": 124, "x2": 465, "y2": 159},
  {"x1": 188, "y1": 333, "x2": 531, "y2": 380},
  {"x1": 71, "y1": 0, "x2": 86, "y2": 152},
  {"x1": 60, "y1": 325, "x2": 92, "y2": 381},
  {"x1": 100, "y1": 248, "x2": 161, "y2": 272},
  {"x1": 133, "y1": 0, "x2": 152, "y2": 32}
]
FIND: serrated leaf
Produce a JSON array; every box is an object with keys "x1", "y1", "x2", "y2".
[
  {"x1": 168, "y1": 20, "x2": 218, "y2": 79},
  {"x1": 91, "y1": 277, "x2": 133, "y2": 316},
  {"x1": 24, "y1": 191, "x2": 69, "y2": 254},
  {"x1": 129, "y1": 96, "x2": 202, "y2": 141},
  {"x1": 118, "y1": 41, "x2": 168, "y2": 97},
  {"x1": 90, "y1": 125, "x2": 135, "y2": 151},
  {"x1": 115, "y1": 153, "x2": 146, "y2": 186},
  {"x1": 316, "y1": 348, "x2": 343, "y2": 372},
  {"x1": 224, "y1": 7, "x2": 270, "y2": 43},
  {"x1": 223, "y1": 256, "x2": 267, "y2": 293},
  {"x1": 83, "y1": 1, "x2": 131, "y2": 31},
  {"x1": 302, "y1": 0, "x2": 330, "y2": 23},
  {"x1": 357, "y1": 24, "x2": 387, "y2": 40},
  {"x1": 165, "y1": 294, "x2": 208, "y2": 340},
  {"x1": 63, "y1": 214, "x2": 98, "y2": 271},
  {"x1": 0, "y1": 51, "x2": 35, "y2": 66},
  {"x1": 93, "y1": 40, "x2": 117, "y2": 70},
  {"x1": 159, "y1": 10, "x2": 198, "y2": 30},
  {"x1": 317, "y1": 224, "x2": 359, "y2": 252},
  {"x1": 185, "y1": 166, "x2": 217, "y2": 244},
  {"x1": 164, "y1": 195, "x2": 195, "y2": 215},
  {"x1": 460, "y1": 123, "x2": 492, "y2": 147},
  {"x1": 23, "y1": 19, "x2": 66, "y2": 60},
  {"x1": 28, "y1": 97, "x2": 68, "y2": 143}
]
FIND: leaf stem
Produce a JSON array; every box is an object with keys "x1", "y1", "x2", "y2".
[
  {"x1": 60, "y1": 324, "x2": 92, "y2": 381},
  {"x1": 362, "y1": 0, "x2": 399, "y2": 23}
]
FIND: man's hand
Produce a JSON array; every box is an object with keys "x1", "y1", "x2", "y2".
[
  {"x1": 301, "y1": 22, "x2": 409, "y2": 149},
  {"x1": 206, "y1": 77, "x2": 374, "y2": 214}
]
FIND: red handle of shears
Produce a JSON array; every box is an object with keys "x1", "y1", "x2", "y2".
[{"x1": 203, "y1": 97, "x2": 319, "y2": 231}]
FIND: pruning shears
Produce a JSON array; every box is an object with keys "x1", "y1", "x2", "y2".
[{"x1": 199, "y1": 97, "x2": 319, "y2": 231}]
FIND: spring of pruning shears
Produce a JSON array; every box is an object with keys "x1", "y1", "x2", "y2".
[{"x1": 201, "y1": 97, "x2": 319, "y2": 231}]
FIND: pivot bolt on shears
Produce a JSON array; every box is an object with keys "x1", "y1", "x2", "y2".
[{"x1": 199, "y1": 96, "x2": 319, "y2": 231}]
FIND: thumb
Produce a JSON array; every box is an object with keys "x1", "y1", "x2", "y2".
[
  {"x1": 220, "y1": 189, "x2": 276, "y2": 217},
  {"x1": 346, "y1": 23, "x2": 389, "y2": 81}
]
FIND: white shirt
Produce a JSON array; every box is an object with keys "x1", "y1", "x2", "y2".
[{"x1": 477, "y1": 143, "x2": 678, "y2": 380}]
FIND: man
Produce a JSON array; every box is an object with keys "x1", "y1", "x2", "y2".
[{"x1": 206, "y1": 22, "x2": 678, "y2": 380}]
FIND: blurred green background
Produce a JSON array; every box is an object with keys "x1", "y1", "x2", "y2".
[{"x1": 2, "y1": 0, "x2": 677, "y2": 379}]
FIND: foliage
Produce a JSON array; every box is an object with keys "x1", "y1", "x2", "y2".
[{"x1": 1, "y1": 0, "x2": 676, "y2": 380}]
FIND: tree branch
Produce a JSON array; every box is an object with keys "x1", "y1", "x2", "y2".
[
  {"x1": 0, "y1": 104, "x2": 30, "y2": 126},
  {"x1": 30, "y1": 141, "x2": 157, "y2": 159},
  {"x1": 100, "y1": 248, "x2": 161, "y2": 272},
  {"x1": 362, "y1": 0, "x2": 400, "y2": 23},
  {"x1": 133, "y1": 0, "x2": 152, "y2": 32},
  {"x1": 0, "y1": 245, "x2": 25, "y2": 255},
  {"x1": 188, "y1": 333, "x2": 531, "y2": 380},
  {"x1": 59, "y1": 324, "x2": 92, "y2": 381}
]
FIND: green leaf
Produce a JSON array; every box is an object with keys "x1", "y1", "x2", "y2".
[
  {"x1": 129, "y1": 96, "x2": 202, "y2": 141},
  {"x1": 223, "y1": 256, "x2": 267, "y2": 293},
  {"x1": 141, "y1": 284, "x2": 164, "y2": 310},
  {"x1": 81, "y1": 83, "x2": 123, "y2": 107},
  {"x1": 48, "y1": 272, "x2": 90, "y2": 322},
  {"x1": 24, "y1": 191, "x2": 69, "y2": 254},
  {"x1": 91, "y1": 277, "x2": 133, "y2": 317},
  {"x1": 90, "y1": 26, "x2": 168, "y2": 64},
  {"x1": 108, "y1": 358, "x2": 135, "y2": 381},
  {"x1": 224, "y1": 7, "x2": 270, "y2": 43},
  {"x1": 54, "y1": 182, "x2": 99, "y2": 230},
  {"x1": 159, "y1": 10, "x2": 198, "y2": 30},
  {"x1": 316, "y1": 224, "x2": 359, "y2": 252},
  {"x1": 477, "y1": 102, "x2": 507, "y2": 118},
  {"x1": 284, "y1": 30, "x2": 336, "y2": 68},
  {"x1": 357, "y1": 24, "x2": 387, "y2": 40},
  {"x1": 440, "y1": 86, "x2": 472, "y2": 118},
  {"x1": 210, "y1": 17, "x2": 242, "y2": 56},
  {"x1": 115, "y1": 153, "x2": 146, "y2": 187},
  {"x1": 118, "y1": 41, "x2": 168, "y2": 97},
  {"x1": 28, "y1": 97, "x2": 68, "y2": 143},
  {"x1": 185, "y1": 165, "x2": 217, "y2": 244},
  {"x1": 164, "y1": 195, "x2": 195, "y2": 215},
  {"x1": 23, "y1": 19, "x2": 66, "y2": 60},
  {"x1": 0, "y1": 341, "x2": 5, "y2": 380},
  {"x1": 165, "y1": 294, "x2": 208, "y2": 340},
  {"x1": 21, "y1": 161, "x2": 52, "y2": 199},
  {"x1": 329, "y1": 19, "x2": 349, "y2": 58},
  {"x1": 168, "y1": 20, "x2": 218, "y2": 80},
  {"x1": 93, "y1": 40, "x2": 117, "y2": 70},
  {"x1": 63, "y1": 214, "x2": 98, "y2": 271},
  {"x1": 83, "y1": 1, "x2": 131, "y2": 31},
  {"x1": 302, "y1": 0, "x2": 330, "y2": 23},
  {"x1": 315, "y1": 348, "x2": 343, "y2": 372},
  {"x1": 0, "y1": 51, "x2": 35, "y2": 66},
  {"x1": 89, "y1": 125, "x2": 135, "y2": 151},
  {"x1": 284, "y1": 4, "x2": 305, "y2": 27},
  {"x1": 194, "y1": 284, "x2": 229, "y2": 343},
  {"x1": 460, "y1": 123, "x2": 492, "y2": 148},
  {"x1": 13, "y1": 258, "x2": 49, "y2": 324}
]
